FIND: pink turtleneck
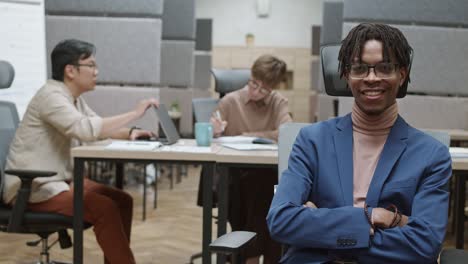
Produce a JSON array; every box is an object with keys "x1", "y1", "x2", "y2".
[{"x1": 352, "y1": 102, "x2": 398, "y2": 207}]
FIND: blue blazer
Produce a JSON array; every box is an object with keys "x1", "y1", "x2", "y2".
[{"x1": 267, "y1": 114, "x2": 452, "y2": 264}]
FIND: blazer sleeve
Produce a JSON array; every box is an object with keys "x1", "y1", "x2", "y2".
[
  {"x1": 267, "y1": 128, "x2": 373, "y2": 249},
  {"x1": 358, "y1": 143, "x2": 451, "y2": 263}
]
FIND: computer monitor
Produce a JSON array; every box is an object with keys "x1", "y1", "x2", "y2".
[{"x1": 153, "y1": 104, "x2": 180, "y2": 145}]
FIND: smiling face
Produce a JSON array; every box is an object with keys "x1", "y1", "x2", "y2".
[{"x1": 346, "y1": 40, "x2": 407, "y2": 116}]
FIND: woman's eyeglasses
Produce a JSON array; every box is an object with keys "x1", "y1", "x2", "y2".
[{"x1": 248, "y1": 79, "x2": 271, "y2": 95}]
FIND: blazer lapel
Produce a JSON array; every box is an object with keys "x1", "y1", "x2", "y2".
[
  {"x1": 366, "y1": 116, "x2": 408, "y2": 206},
  {"x1": 333, "y1": 114, "x2": 354, "y2": 205}
]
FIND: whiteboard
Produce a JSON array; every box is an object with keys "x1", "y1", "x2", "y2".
[{"x1": 0, "y1": 0, "x2": 46, "y2": 118}]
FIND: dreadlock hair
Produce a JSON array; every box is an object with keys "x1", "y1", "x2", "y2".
[
  {"x1": 338, "y1": 23, "x2": 412, "y2": 82},
  {"x1": 251, "y1": 55, "x2": 287, "y2": 89}
]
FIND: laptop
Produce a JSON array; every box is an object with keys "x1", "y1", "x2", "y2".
[{"x1": 153, "y1": 104, "x2": 180, "y2": 145}]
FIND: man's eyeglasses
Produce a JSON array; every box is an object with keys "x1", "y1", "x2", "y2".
[
  {"x1": 248, "y1": 79, "x2": 271, "y2": 95},
  {"x1": 348, "y1": 62, "x2": 398, "y2": 79},
  {"x1": 74, "y1": 63, "x2": 98, "y2": 70}
]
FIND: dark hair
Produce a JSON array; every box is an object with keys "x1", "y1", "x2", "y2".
[
  {"x1": 51, "y1": 39, "x2": 95, "y2": 81},
  {"x1": 338, "y1": 23, "x2": 412, "y2": 80},
  {"x1": 251, "y1": 55, "x2": 287, "y2": 89}
]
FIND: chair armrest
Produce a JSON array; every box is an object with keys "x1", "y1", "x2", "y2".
[
  {"x1": 440, "y1": 248, "x2": 468, "y2": 264},
  {"x1": 4, "y1": 169, "x2": 56, "y2": 232},
  {"x1": 209, "y1": 231, "x2": 256, "y2": 255},
  {"x1": 5, "y1": 169, "x2": 56, "y2": 180}
]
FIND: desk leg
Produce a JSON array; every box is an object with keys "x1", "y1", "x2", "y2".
[
  {"x1": 217, "y1": 166, "x2": 228, "y2": 264},
  {"x1": 454, "y1": 172, "x2": 466, "y2": 249},
  {"x1": 203, "y1": 163, "x2": 214, "y2": 264},
  {"x1": 73, "y1": 158, "x2": 84, "y2": 264},
  {"x1": 116, "y1": 162, "x2": 124, "y2": 189}
]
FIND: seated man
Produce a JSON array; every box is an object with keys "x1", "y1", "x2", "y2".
[
  {"x1": 267, "y1": 23, "x2": 451, "y2": 263},
  {"x1": 2, "y1": 39, "x2": 158, "y2": 264},
  {"x1": 211, "y1": 55, "x2": 292, "y2": 264}
]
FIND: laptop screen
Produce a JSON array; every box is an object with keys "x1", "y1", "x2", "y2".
[{"x1": 153, "y1": 104, "x2": 180, "y2": 145}]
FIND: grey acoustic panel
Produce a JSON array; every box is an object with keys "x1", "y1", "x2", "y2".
[
  {"x1": 311, "y1": 25, "x2": 321, "y2": 55},
  {"x1": 343, "y1": 0, "x2": 468, "y2": 27},
  {"x1": 343, "y1": 23, "x2": 468, "y2": 96},
  {"x1": 339, "y1": 95, "x2": 468, "y2": 130},
  {"x1": 310, "y1": 59, "x2": 320, "y2": 91},
  {"x1": 320, "y1": 0, "x2": 344, "y2": 45},
  {"x1": 162, "y1": 0, "x2": 196, "y2": 40},
  {"x1": 45, "y1": 0, "x2": 164, "y2": 17},
  {"x1": 83, "y1": 85, "x2": 161, "y2": 133},
  {"x1": 46, "y1": 16, "x2": 162, "y2": 85},
  {"x1": 194, "y1": 51, "x2": 212, "y2": 90},
  {"x1": 196, "y1": 19, "x2": 213, "y2": 51},
  {"x1": 160, "y1": 40, "x2": 195, "y2": 87}
]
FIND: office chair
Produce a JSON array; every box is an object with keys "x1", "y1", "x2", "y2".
[
  {"x1": 440, "y1": 248, "x2": 468, "y2": 264},
  {"x1": 0, "y1": 60, "x2": 90, "y2": 264},
  {"x1": 208, "y1": 122, "x2": 309, "y2": 261}
]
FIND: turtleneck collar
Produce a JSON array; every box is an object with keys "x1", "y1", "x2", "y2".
[{"x1": 351, "y1": 102, "x2": 398, "y2": 136}]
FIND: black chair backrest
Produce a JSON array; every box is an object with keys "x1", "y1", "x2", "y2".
[
  {"x1": 211, "y1": 68, "x2": 250, "y2": 98},
  {"x1": 320, "y1": 44, "x2": 413, "y2": 98},
  {"x1": 0, "y1": 61, "x2": 15, "y2": 89}
]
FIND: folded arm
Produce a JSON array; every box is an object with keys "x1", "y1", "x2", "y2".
[
  {"x1": 267, "y1": 129, "x2": 372, "y2": 249},
  {"x1": 359, "y1": 144, "x2": 451, "y2": 263},
  {"x1": 267, "y1": 129, "x2": 452, "y2": 263}
]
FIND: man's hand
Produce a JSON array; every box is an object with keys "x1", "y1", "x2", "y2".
[
  {"x1": 303, "y1": 201, "x2": 317, "y2": 209},
  {"x1": 372, "y1": 207, "x2": 408, "y2": 228},
  {"x1": 210, "y1": 116, "x2": 227, "y2": 137},
  {"x1": 129, "y1": 129, "x2": 155, "y2": 141},
  {"x1": 134, "y1": 98, "x2": 159, "y2": 119}
]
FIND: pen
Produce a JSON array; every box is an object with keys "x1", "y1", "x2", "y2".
[{"x1": 215, "y1": 110, "x2": 222, "y2": 120}]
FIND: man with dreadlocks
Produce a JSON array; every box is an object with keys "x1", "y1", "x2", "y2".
[{"x1": 267, "y1": 23, "x2": 451, "y2": 263}]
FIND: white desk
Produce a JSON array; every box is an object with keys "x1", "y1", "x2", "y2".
[{"x1": 71, "y1": 139, "x2": 221, "y2": 264}]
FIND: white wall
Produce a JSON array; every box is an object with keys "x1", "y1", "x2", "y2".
[
  {"x1": 0, "y1": 0, "x2": 46, "y2": 118},
  {"x1": 196, "y1": 0, "x2": 323, "y2": 47}
]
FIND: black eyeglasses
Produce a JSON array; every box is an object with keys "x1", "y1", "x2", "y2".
[
  {"x1": 348, "y1": 62, "x2": 398, "y2": 79},
  {"x1": 74, "y1": 63, "x2": 98, "y2": 70},
  {"x1": 248, "y1": 79, "x2": 271, "y2": 95}
]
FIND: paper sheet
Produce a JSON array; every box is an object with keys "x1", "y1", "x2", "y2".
[
  {"x1": 105, "y1": 141, "x2": 162, "y2": 151},
  {"x1": 212, "y1": 136, "x2": 256, "y2": 144},
  {"x1": 222, "y1": 143, "x2": 278, "y2": 151}
]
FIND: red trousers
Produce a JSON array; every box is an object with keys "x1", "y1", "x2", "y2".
[{"x1": 28, "y1": 179, "x2": 135, "y2": 264}]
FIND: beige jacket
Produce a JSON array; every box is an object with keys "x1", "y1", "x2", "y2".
[{"x1": 2, "y1": 80, "x2": 103, "y2": 204}]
